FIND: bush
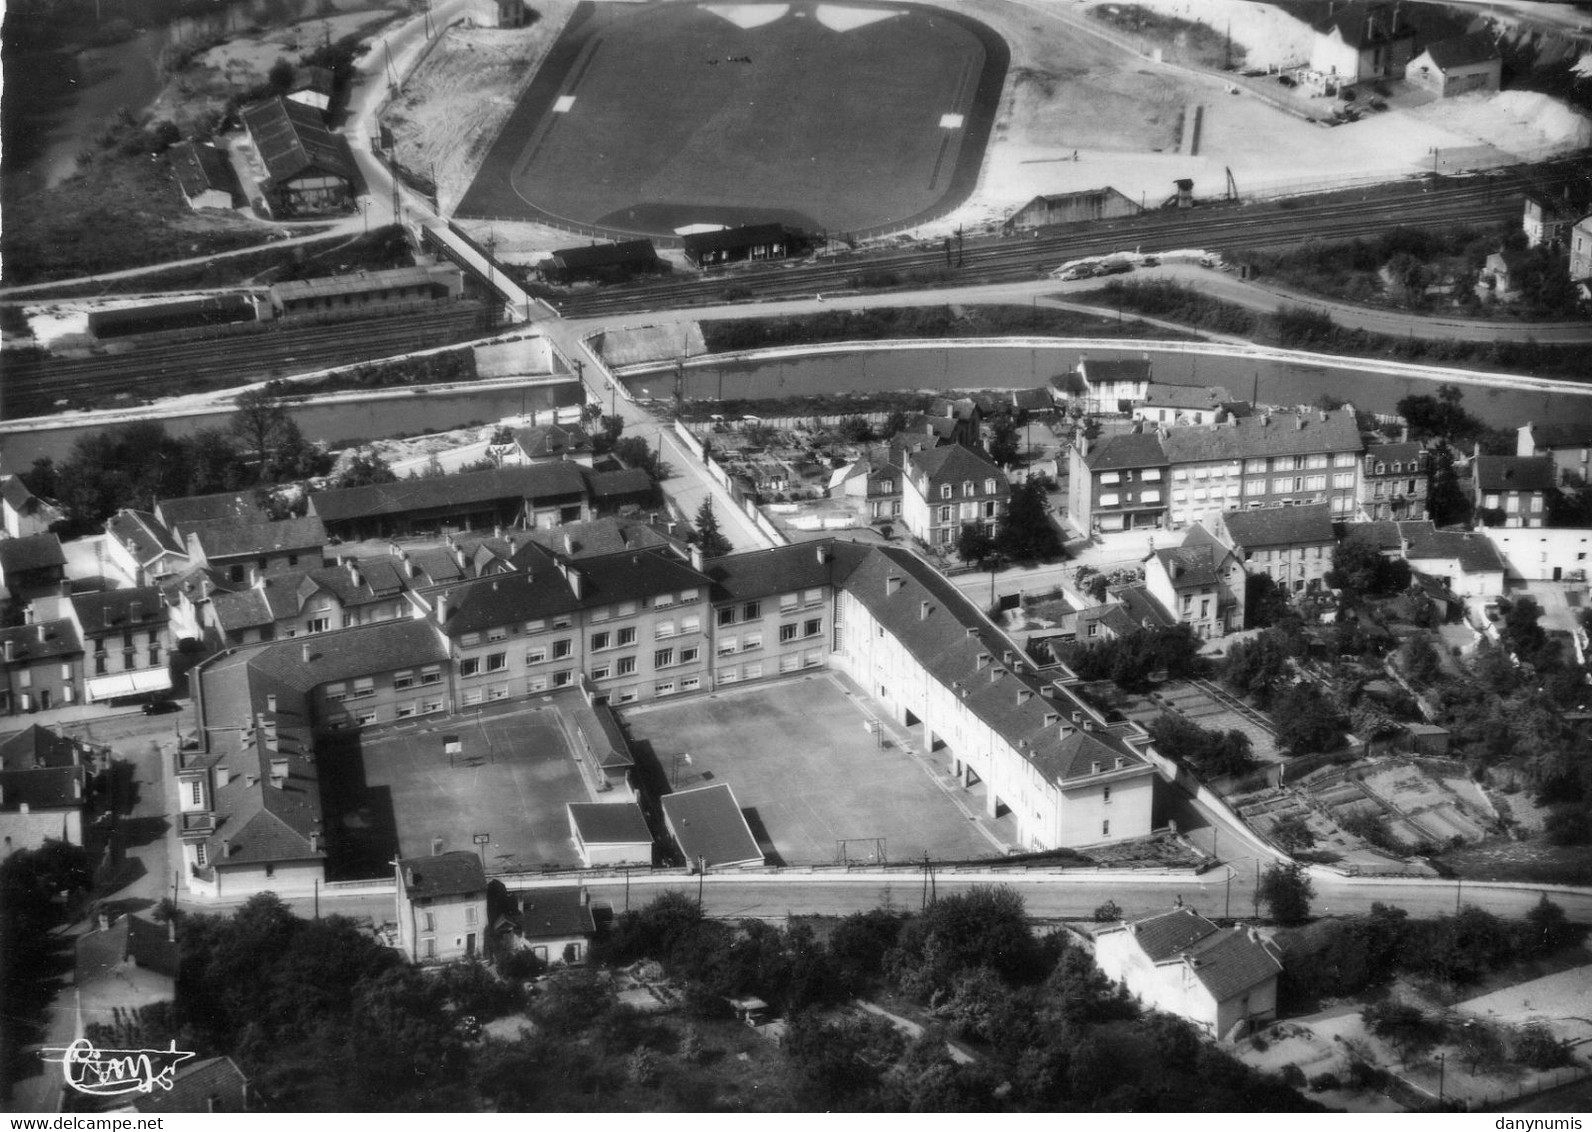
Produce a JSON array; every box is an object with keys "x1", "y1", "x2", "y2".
[
  {"x1": 1345, "y1": 1059, "x2": 1388, "y2": 1091},
  {"x1": 1093, "y1": 900, "x2": 1122, "y2": 923},
  {"x1": 1513, "y1": 1022, "x2": 1572, "y2": 1070},
  {"x1": 497, "y1": 948, "x2": 548, "y2": 981},
  {"x1": 1309, "y1": 1071, "x2": 1341, "y2": 1092},
  {"x1": 1544, "y1": 805, "x2": 1591, "y2": 846},
  {"x1": 1279, "y1": 1063, "x2": 1306, "y2": 1089}
]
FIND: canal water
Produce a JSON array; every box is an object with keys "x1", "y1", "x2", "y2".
[{"x1": 622, "y1": 344, "x2": 1592, "y2": 429}]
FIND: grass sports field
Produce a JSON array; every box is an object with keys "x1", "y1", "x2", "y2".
[{"x1": 456, "y1": 0, "x2": 1007, "y2": 237}]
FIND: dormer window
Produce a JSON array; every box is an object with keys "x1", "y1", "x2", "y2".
[
  {"x1": 1375, "y1": 463, "x2": 1385, "y2": 475},
  {"x1": 984, "y1": 478, "x2": 996, "y2": 494},
  {"x1": 940, "y1": 484, "x2": 952, "y2": 500},
  {"x1": 963, "y1": 481, "x2": 974, "y2": 497}
]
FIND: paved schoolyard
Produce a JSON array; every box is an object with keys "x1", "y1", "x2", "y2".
[
  {"x1": 620, "y1": 675, "x2": 999, "y2": 866},
  {"x1": 318, "y1": 702, "x2": 591, "y2": 877}
]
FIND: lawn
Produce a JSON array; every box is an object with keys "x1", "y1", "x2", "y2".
[
  {"x1": 457, "y1": 0, "x2": 1007, "y2": 236},
  {"x1": 620, "y1": 675, "x2": 1003, "y2": 866},
  {"x1": 318, "y1": 701, "x2": 594, "y2": 878}
]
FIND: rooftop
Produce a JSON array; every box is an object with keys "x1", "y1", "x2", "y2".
[
  {"x1": 0, "y1": 724, "x2": 84, "y2": 770},
  {"x1": 1473, "y1": 455, "x2": 1556, "y2": 494},
  {"x1": 1219, "y1": 502, "x2": 1336, "y2": 549},
  {"x1": 309, "y1": 463, "x2": 588, "y2": 523},
  {"x1": 397, "y1": 850, "x2": 487, "y2": 898},
  {"x1": 514, "y1": 886, "x2": 597, "y2": 939},
  {"x1": 1422, "y1": 30, "x2": 1501, "y2": 69},
  {"x1": 1161, "y1": 409, "x2": 1361, "y2": 465},
  {"x1": 705, "y1": 539, "x2": 840, "y2": 604},
  {"x1": 568, "y1": 802, "x2": 652, "y2": 845},
  {"x1": 269, "y1": 265, "x2": 458, "y2": 302},
  {"x1": 187, "y1": 516, "x2": 327, "y2": 561},
  {"x1": 0, "y1": 532, "x2": 66, "y2": 574},
  {"x1": 240, "y1": 96, "x2": 356, "y2": 184},
  {"x1": 907, "y1": 443, "x2": 1009, "y2": 486},
  {"x1": 1081, "y1": 430, "x2": 1169, "y2": 472},
  {"x1": 660, "y1": 783, "x2": 764, "y2": 867}
]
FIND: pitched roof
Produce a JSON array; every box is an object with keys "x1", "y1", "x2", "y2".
[
  {"x1": 514, "y1": 423, "x2": 592, "y2": 459},
  {"x1": 517, "y1": 518, "x2": 675, "y2": 561},
  {"x1": 907, "y1": 443, "x2": 1008, "y2": 486},
  {"x1": 661, "y1": 783, "x2": 764, "y2": 867},
  {"x1": 1115, "y1": 582, "x2": 1178, "y2": 629},
  {"x1": 585, "y1": 466, "x2": 655, "y2": 501},
  {"x1": 1, "y1": 476, "x2": 61, "y2": 523},
  {"x1": 1081, "y1": 358, "x2": 1152, "y2": 383},
  {"x1": 1161, "y1": 409, "x2": 1361, "y2": 465},
  {"x1": 125, "y1": 1056, "x2": 250, "y2": 1114},
  {"x1": 240, "y1": 97, "x2": 356, "y2": 184},
  {"x1": 705, "y1": 539, "x2": 842, "y2": 603},
  {"x1": 309, "y1": 464, "x2": 587, "y2": 523},
  {"x1": 75, "y1": 912, "x2": 181, "y2": 989},
  {"x1": 1140, "y1": 384, "x2": 1232, "y2": 410},
  {"x1": 0, "y1": 532, "x2": 66, "y2": 573},
  {"x1": 1082, "y1": 431, "x2": 1169, "y2": 472},
  {"x1": 169, "y1": 141, "x2": 240, "y2": 203},
  {"x1": 1313, "y1": 2, "x2": 1413, "y2": 47},
  {"x1": 156, "y1": 491, "x2": 270, "y2": 533},
  {"x1": 682, "y1": 224, "x2": 798, "y2": 256},
  {"x1": 1151, "y1": 546, "x2": 1219, "y2": 589},
  {"x1": 398, "y1": 850, "x2": 486, "y2": 898},
  {"x1": 514, "y1": 886, "x2": 596, "y2": 939},
  {"x1": 0, "y1": 725, "x2": 83, "y2": 770},
  {"x1": 1124, "y1": 906, "x2": 1219, "y2": 960},
  {"x1": 0, "y1": 763, "x2": 85, "y2": 810},
  {"x1": 1219, "y1": 502, "x2": 1336, "y2": 549},
  {"x1": 0, "y1": 618, "x2": 83, "y2": 664},
  {"x1": 1522, "y1": 421, "x2": 1592, "y2": 450},
  {"x1": 1422, "y1": 30, "x2": 1500, "y2": 69},
  {"x1": 71, "y1": 587, "x2": 168, "y2": 635},
  {"x1": 269, "y1": 265, "x2": 458, "y2": 302},
  {"x1": 550, "y1": 240, "x2": 659, "y2": 271},
  {"x1": 246, "y1": 618, "x2": 450, "y2": 691},
  {"x1": 188, "y1": 516, "x2": 326, "y2": 560},
  {"x1": 1365, "y1": 441, "x2": 1425, "y2": 465},
  {"x1": 107, "y1": 509, "x2": 187, "y2": 565},
  {"x1": 568, "y1": 802, "x2": 652, "y2": 845},
  {"x1": 1473, "y1": 455, "x2": 1555, "y2": 493},
  {"x1": 1404, "y1": 528, "x2": 1506, "y2": 574}
]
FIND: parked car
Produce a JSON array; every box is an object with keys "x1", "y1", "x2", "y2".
[{"x1": 142, "y1": 700, "x2": 181, "y2": 715}]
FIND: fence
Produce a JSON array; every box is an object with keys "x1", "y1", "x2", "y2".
[{"x1": 687, "y1": 412, "x2": 894, "y2": 434}]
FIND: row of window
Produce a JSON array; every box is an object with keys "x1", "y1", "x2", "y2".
[
  {"x1": 93, "y1": 649, "x2": 159, "y2": 675},
  {"x1": 937, "y1": 479, "x2": 1000, "y2": 499},
  {"x1": 936, "y1": 501, "x2": 1000, "y2": 524},
  {"x1": 1483, "y1": 494, "x2": 1544, "y2": 513}
]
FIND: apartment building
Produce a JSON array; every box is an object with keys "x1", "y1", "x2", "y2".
[
  {"x1": 1359, "y1": 442, "x2": 1429, "y2": 521},
  {"x1": 1472, "y1": 456, "x2": 1555, "y2": 528},
  {"x1": 704, "y1": 542, "x2": 841, "y2": 686},
  {"x1": 1212, "y1": 503, "x2": 1337, "y2": 594},
  {"x1": 1067, "y1": 429, "x2": 1171, "y2": 534}
]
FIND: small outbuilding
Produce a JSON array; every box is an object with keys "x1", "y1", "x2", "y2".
[
  {"x1": 1406, "y1": 32, "x2": 1502, "y2": 98},
  {"x1": 660, "y1": 782, "x2": 764, "y2": 868},
  {"x1": 567, "y1": 802, "x2": 653, "y2": 867}
]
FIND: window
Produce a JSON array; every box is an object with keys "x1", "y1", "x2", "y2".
[
  {"x1": 552, "y1": 670, "x2": 573, "y2": 687},
  {"x1": 194, "y1": 842, "x2": 207, "y2": 868},
  {"x1": 656, "y1": 681, "x2": 677, "y2": 697},
  {"x1": 802, "y1": 588, "x2": 823, "y2": 607},
  {"x1": 352, "y1": 677, "x2": 374, "y2": 699},
  {"x1": 617, "y1": 626, "x2": 636, "y2": 646},
  {"x1": 552, "y1": 615, "x2": 572, "y2": 629},
  {"x1": 421, "y1": 666, "x2": 443, "y2": 686},
  {"x1": 421, "y1": 939, "x2": 436, "y2": 959},
  {"x1": 1531, "y1": 496, "x2": 1543, "y2": 513},
  {"x1": 1335, "y1": 452, "x2": 1356, "y2": 467},
  {"x1": 1142, "y1": 468, "x2": 1162, "y2": 482},
  {"x1": 422, "y1": 699, "x2": 444, "y2": 714},
  {"x1": 460, "y1": 658, "x2": 481, "y2": 677},
  {"x1": 940, "y1": 484, "x2": 952, "y2": 499},
  {"x1": 464, "y1": 906, "x2": 479, "y2": 927},
  {"x1": 680, "y1": 645, "x2": 700, "y2": 664},
  {"x1": 1246, "y1": 478, "x2": 1266, "y2": 495},
  {"x1": 1485, "y1": 493, "x2": 1501, "y2": 509},
  {"x1": 939, "y1": 505, "x2": 953, "y2": 522},
  {"x1": 526, "y1": 647, "x2": 547, "y2": 665},
  {"x1": 1100, "y1": 472, "x2": 1121, "y2": 485},
  {"x1": 680, "y1": 588, "x2": 699, "y2": 602},
  {"x1": 553, "y1": 639, "x2": 572, "y2": 659},
  {"x1": 1099, "y1": 493, "x2": 1119, "y2": 506},
  {"x1": 1332, "y1": 472, "x2": 1354, "y2": 489},
  {"x1": 325, "y1": 681, "x2": 348, "y2": 703},
  {"x1": 742, "y1": 634, "x2": 762, "y2": 651},
  {"x1": 717, "y1": 607, "x2": 737, "y2": 627},
  {"x1": 189, "y1": 781, "x2": 203, "y2": 806},
  {"x1": 780, "y1": 623, "x2": 798, "y2": 643},
  {"x1": 307, "y1": 616, "x2": 330, "y2": 634},
  {"x1": 618, "y1": 656, "x2": 637, "y2": 675},
  {"x1": 589, "y1": 606, "x2": 610, "y2": 623},
  {"x1": 486, "y1": 652, "x2": 507, "y2": 672},
  {"x1": 780, "y1": 653, "x2": 801, "y2": 673},
  {"x1": 1141, "y1": 489, "x2": 1161, "y2": 503},
  {"x1": 963, "y1": 480, "x2": 974, "y2": 497},
  {"x1": 591, "y1": 663, "x2": 612, "y2": 680},
  {"x1": 396, "y1": 704, "x2": 415, "y2": 719},
  {"x1": 781, "y1": 593, "x2": 799, "y2": 612},
  {"x1": 525, "y1": 618, "x2": 547, "y2": 632},
  {"x1": 527, "y1": 675, "x2": 549, "y2": 693},
  {"x1": 743, "y1": 601, "x2": 761, "y2": 621},
  {"x1": 717, "y1": 638, "x2": 738, "y2": 656},
  {"x1": 718, "y1": 667, "x2": 739, "y2": 684},
  {"x1": 1306, "y1": 475, "x2": 1326, "y2": 491},
  {"x1": 1307, "y1": 454, "x2": 1328, "y2": 469},
  {"x1": 617, "y1": 601, "x2": 638, "y2": 617},
  {"x1": 356, "y1": 709, "x2": 378, "y2": 725},
  {"x1": 342, "y1": 613, "x2": 355, "y2": 629},
  {"x1": 591, "y1": 632, "x2": 611, "y2": 651},
  {"x1": 804, "y1": 618, "x2": 822, "y2": 637},
  {"x1": 487, "y1": 626, "x2": 507, "y2": 642},
  {"x1": 1245, "y1": 459, "x2": 1267, "y2": 473},
  {"x1": 1103, "y1": 785, "x2": 1111, "y2": 804},
  {"x1": 653, "y1": 593, "x2": 674, "y2": 608},
  {"x1": 422, "y1": 911, "x2": 436, "y2": 933},
  {"x1": 655, "y1": 620, "x2": 676, "y2": 639},
  {"x1": 460, "y1": 632, "x2": 481, "y2": 648},
  {"x1": 655, "y1": 648, "x2": 675, "y2": 668},
  {"x1": 984, "y1": 478, "x2": 997, "y2": 494},
  {"x1": 1173, "y1": 469, "x2": 1188, "y2": 481},
  {"x1": 743, "y1": 661, "x2": 763, "y2": 679},
  {"x1": 682, "y1": 676, "x2": 701, "y2": 692},
  {"x1": 1101, "y1": 820, "x2": 1110, "y2": 837}
]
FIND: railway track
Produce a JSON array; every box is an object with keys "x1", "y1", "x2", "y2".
[
  {"x1": 1, "y1": 304, "x2": 500, "y2": 422},
  {"x1": 557, "y1": 172, "x2": 1548, "y2": 318}
]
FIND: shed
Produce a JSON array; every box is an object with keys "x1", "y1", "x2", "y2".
[
  {"x1": 567, "y1": 802, "x2": 653, "y2": 866},
  {"x1": 659, "y1": 782, "x2": 764, "y2": 867}
]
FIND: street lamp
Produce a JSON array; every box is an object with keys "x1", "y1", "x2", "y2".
[{"x1": 671, "y1": 751, "x2": 692, "y2": 788}]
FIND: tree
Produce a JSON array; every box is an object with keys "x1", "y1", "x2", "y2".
[
  {"x1": 1258, "y1": 861, "x2": 1314, "y2": 924},
  {"x1": 1271, "y1": 684, "x2": 1345, "y2": 755},
  {"x1": 1426, "y1": 443, "x2": 1471, "y2": 526},
  {"x1": 595, "y1": 413, "x2": 625, "y2": 454},
  {"x1": 838, "y1": 416, "x2": 873, "y2": 443},
  {"x1": 887, "y1": 886, "x2": 1045, "y2": 999},
  {"x1": 334, "y1": 447, "x2": 398, "y2": 489},
  {"x1": 1363, "y1": 999, "x2": 1438, "y2": 1066},
  {"x1": 988, "y1": 415, "x2": 1020, "y2": 466},
  {"x1": 267, "y1": 56, "x2": 296, "y2": 91},
  {"x1": 230, "y1": 385, "x2": 320, "y2": 483},
  {"x1": 996, "y1": 478, "x2": 1062, "y2": 562},
  {"x1": 956, "y1": 523, "x2": 996, "y2": 567},
  {"x1": 1327, "y1": 535, "x2": 1409, "y2": 599},
  {"x1": 692, "y1": 498, "x2": 732, "y2": 558},
  {"x1": 1146, "y1": 713, "x2": 1255, "y2": 778},
  {"x1": 612, "y1": 436, "x2": 661, "y2": 479},
  {"x1": 1245, "y1": 573, "x2": 1292, "y2": 629},
  {"x1": 52, "y1": 421, "x2": 196, "y2": 530},
  {"x1": 1269, "y1": 814, "x2": 1316, "y2": 853}
]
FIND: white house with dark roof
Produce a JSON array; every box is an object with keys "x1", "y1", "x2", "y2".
[
  {"x1": 0, "y1": 618, "x2": 83, "y2": 716},
  {"x1": 1093, "y1": 906, "x2": 1282, "y2": 1039},
  {"x1": 1403, "y1": 527, "x2": 1507, "y2": 599},
  {"x1": 66, "y1": 587, "x2": 173, "y2": 704},
  {"x1": 1, "y1": 476, "x2": 63, "y2": 540},
  {"x1": 509, "y1": 423, "x2": 595, "y2": 467},
  {"x1": 1472, "y1": 455, "x2": 1555, "y2": 528},
  {"x1": 830, "y1": 544, "x2": 1157, "y2": 849},
  {"x1": 74, "y1": 911, "x2": 180, "y2": 1036},
  {"x1": 1359, "y1": 441, "x2": 1429, "y2": 522},
  {"x1": 395, "y1": 850, "x2": 487, "y2": 963},
  {"x1": 0, "y1": 724, "x2": 91, "y2": 855},
  {"x1": 196, "y1": 557, "x2": 411, "y2": 649},
  {"x1": 1131, "y1": 384, "x2": 1235, "y2": 428},
  {"x1": 239, "y1": 97, "x2": 357, "y2": 216},
  {"x1": 155, "y1": 491, "x2": 270, "y2": 541},
  {"x1": 1517, "y1": 421, "x2": 1592, "y2": 486},
  {"x1": 0, "y1": 533, "x2": 67, "y2": 602},
  {"x1": 1211, "y1": 502, "x2": 1337, "y2": 594},
  {"x1": 901, "y1": 444, "x2": 1009, "y2": 549},
  {"x1": 1076, "y1": 357, "x2": 1152, "y2": 415},
  {"x1": 567, "y1": 802, "x2": 652, "y2": 866},
  {"x1": 1143, "y1": 545, "x2": 1226, "y2": 639},
  {"x1": 1308, "y1": 1, "x2": 1416, "y2": 82},
  {"x1": 106, "y1": 510, "x2": 190, "y2": 587},
  {"x1": 1407, "y1": 31, "x2": 1502, "y2": 98},
  {"x1": 1067, "y1": 427, "x2": 1171, "y2": 534},
  {"x1": 168, "y1": 140, "x2": 241, "y2": 211},
  {"x1": 494, "y1": 886, "x2": 597, "y2": 965},
  {"x1": 184, "y1": 516, "x2": 327, "y2": 584}
]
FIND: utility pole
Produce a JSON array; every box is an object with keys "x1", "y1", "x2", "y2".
[{"x1": 697, "y1": 857, "x2": 706, "y2": 911}]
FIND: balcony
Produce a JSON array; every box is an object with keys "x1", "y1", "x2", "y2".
[{"x1": 180, "y1": 812, "x2": 216, "y2": 837}]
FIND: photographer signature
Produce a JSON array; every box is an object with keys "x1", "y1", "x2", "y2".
[{"x1": 40, "y1": 1039, "x2": 195, "y2": 1096}]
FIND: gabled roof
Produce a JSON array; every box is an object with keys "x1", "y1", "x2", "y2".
[
  {"x1": 169, "y1": 141, "x2": 241, "y2": 203},
  {"x1": 1404, "y1": 528, "x2": 1506, "y2": 574},
  {"x1": 1220, "y1": 502, "x2": 1336, "y2": 550},
  {"x1": 71, "y1": 587, "x2": 168, "y2": 635},
  {"x1": 0, "y1": 763, "x2": 85, "y2": 810},
  {"x1": 1139, "y1": 383, "x2": 1233, "y2": 410},
  {"x1": 1421, "y1": 30, "x2": 1500, "y2": 70},
  {"x1": 188, "y1": 517, "x2": 326, "y2": 561},
  {"x1": 240, "y1": 97, "x2": 356, "y2": 184},
  {"x1": 1124, "y1": 906, "x2": 1219, "y2": 960},
  {"x1": 432, "y1": 563, "x2": 580, "y2": 636},
  {"x1": 585, "y1": 466, "x2": 655, "y2": 501},
  {"x1": 0, "y1": 532, "x2": 66, "y2": 573},
  {"x1": 906, "y1": 443, "x2": 1008, "y2": 486},
  {"x1": 1115, "y1": 583, "x2": 1178, "y2": 629},
  {"x1": 1473, "y1": 455, "x2": 1555, "y2": 493},
  {"x1": 568, "y1": 802, "x2": 652, "y2": 845},
  {"x1": 309, "y1": 464, "x2": 588, "y2": 523},
  {"x1": 1080, "y1": 358, "x2": 1152, "y2": 383},
  {"x1": 514, "y1": 423, "x2": 592, "y2": 459},
  {"x1": 1181, "y1": 923, "x2": 1283, "y2": 1002},
  {"x1": 1151, "y1": 546, "x2": 1219, "y2": 590},
  {"x1": 514, "y1": 886, "x2": 596, "y2": 939},
  {"x1": 550, "y1": 240, "x2": 659, "y2": 271},
  {"x1": 515, "y1": 518, "x2": 673, "y2": 563},
  {"x1": 660, "y1": 782, "x2": 764, "y2": 867},
  {"x1": 1012, "y1": 387, "x2": 1054, "y2": 412},
  {"x1": 705, "y1": 539, "x2": 843, "y2": 604},
  {"x1": 1161, "y1": 409, "x2": 1361, "y2": 464},
  {"x1": 242, "y1": 618, "x2": 450, "y2": 692},
  {"x1": 156, "y1": 491, "x2": 270, "y2": 533},
  {"x1": 1365, "y1": 441, "x2": 1425, "y2": 465},
  {"x1": 1522, "y1": 421, "x2": 1592, "y2": 450},
  {"x1": 1313, "y1": 2, "x2": 1413, "y2": 47},
  {"x1": 107, "y1": 510, "x2": 187, "y2": 565},
  {"x1": 682, "y1": 224, "x2": 798, "y2": 256},
  {"x1": 1082, "y1": 431, "x2": 1169, "y2": 472},
  {"x1": 125, "y1": 1056, "x2": 251, "y2": 1114},
  {"x1": 398, "y1": 850, "x2": 486, "y2": 898},
  {"x1": 75, "y1": 912, "x2": 181, "y2": 984},
  {"x1": 269, "y1": 265, "x2": 457, "y2": 302},
  {"x1": 0, "y1": 476, "x2": 61, "y2": 523},
  {"x1": 0, "y1": 619, "x2": 82, "y2": 664},
  {"x1": 0, "y1": 725, "x2": 83, "y2": 770}
]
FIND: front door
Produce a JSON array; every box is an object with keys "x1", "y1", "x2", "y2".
[{"x1": 465, "y1": 932, "x2": 476, "y2": 957}]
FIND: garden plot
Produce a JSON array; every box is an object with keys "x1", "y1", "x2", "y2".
[{"x1": 1456, "y1": 966, "x2": 1592, "y2": 1049}]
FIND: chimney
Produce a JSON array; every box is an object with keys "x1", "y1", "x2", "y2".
[
  {"x1": 266, "y1": 693, "x2": 277, "y2": 713},
  {"x1": 919, "y1": 600, "x2": 931, "y2": 621},
  {"x1": 886, "y1": 575, "x2": 903, "y2": 596},
  {"x1": 690, "y1": 544, "x2": 705, "y2": 571},
  {"x1": 74, "y1": 776, "x2": 83, "y2": 800},
  {"x1": 815, "y1": 545, "x2": 827, "y2": 565},
  {"x1": 301, "y1": 642, "x2": 311, "y2": 664},
  {"x1": 168, "y1": 917, "x2": 177, "y2": 944},
  {"x1": 103, "y1": 605, "x2": 114, "y2": 630},
  {"x1": 581, "y1": 888, "x2": 591, "y2": 906},
  {"x1": 976, "y1": 653, "x2": 992, "y2": 670},
  {"x1": 97, "y1": 909, "x2": 110, "y2": 931},
  {"x1": 436, "y1": 591, "x2": 450, "y2": 625},
  {"x1": 563, "y1": 532, "x2": 574, "y2": 555},
  {"x1": 216, "y1": 766, "x2": 230, "y2": 788},
  {"x1": 1295, "y1": 416, "x2": 1304, "y2": 431},
  {"x1": 1003, "y1": 650, "x2": 1014, "y2": 664},
  {"x1": 347, "y1": 559, "x2": 361, "y2": 587},
  {"x1": 1115, "y1": 756, "x2": 1127, "y2": 769},
  {"x1": 222, "y1": 836, "x2": 233, "y2": 857},
  {"x1": 309, "y1": 831, "x2": 320, "y2": 853},
  {"x1": 3, "y1": 640, "x2": 12, "y2": 663},
  {"x1": 36, "y1": 623, "x2": 47, "y2": 643}
]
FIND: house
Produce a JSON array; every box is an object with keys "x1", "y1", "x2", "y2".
[
  {"x1": 682, "y1": 224, "x2": 807, "y2": 268},
  {"x1": 901, "y1": 444, "x2": 1010, "y2": 549},
  {"x1": 661, "y1": 783, "x2": 765, "y2": 867},
  {"x1": 74, "y1": 912, "x2": 180, "y2": 1036},
  {"x1": 1571, "y1": 215, "x2": 1592, "y2": 297},
  {"x1": 1481, "y1": 526, "x2": 1592, "y2": 582},
  {"x1": 155, "y1": 491, "x2": 271, "y2": 542},
  {"x1": 1067, "y1": 428, "x2": 1170, "y2": 534},
  {"x1": 168, "y1": 141, "x2": 241, "y2": 211},
  {"x1": 1131, "y1": 385, "x2": 1235, "y2": 428},
  {"x1": 395, "y1": 850, "x2": 488, "y2": 963},
  {"x1": 829, "y1": 544, "x2": 1158, "y2": 850},
  {"x1": 1076, "y1": 357, "x2": 1152, "y2": 415},
  {"x1": 1143, "y1": 546, "x2": 1225, "y2": 639},
  {"x1": 1, "y1": 476, "x2": 63, "y2": 539},
  {"x1": 1402, "y1": 526, "x2": 1507, "y2": 598},
  {"x1": 540, "y1": 240, "x2": 660, "y2": 285},
  {"x1": 1213, "y1": 502, "x2": 1337, "y2": 594},
  {"x1": 1472, "y1": 455, "x2": 1554, "y2": 527},
  {"x1": 567, "y1": 802, "x2": 652, "y2": 867},
  {"x1": 1524, "y1": 193, "x2": 1583, "y2": 251},
  {"x1": 0, "y1": 533, "x2": 67, "y2": 601},
  {"x1": 238, "y1": 97, "x2": 357, "y2": 216},
  {"x1": 101, "y1": 1056, "x2": 256, "y2": 1114},
  {"x1": 1093, "y1": 906, "x2": 1282, "y2": 1039},
  {"x1": 1308, "y1": 1, "x2": 1416, "y2": 83},
  {"x1": 1006, "y1": 187, "x2": 1142, "y2": 230},
  {"x1": 105, "y1": 510, "x2": 190, "y2": 587},
  {"x1": 510, "y1": 423, "x2": 595, "y2": 467},
  {"x1": 70, "y1": 588, "x2": 173, "y2": 704},
  {"x1": 494, "y1": 886, "x2": 596, "y2": 965},
  {"x1": 1406, "y1": 32, "x2": 1502, "y2": 98},
  {"x1": 266, "y1": 265, "x2": 463, "y2": 320},
  {"x1": 1517, "y1": 421, "x2": 1592, "y2": 486},
  {"x1": 1478, "y1": 248, "x2": 1531, "y2": 302},
  {"x1": 0, "y1": 724, "x2": 91, "y2": 854},
  {"x1": 705, "y1": 541, "x2": 838, "y2": 686},
  {"x1": 828, "y1": 457, "x2": 904, "y2": 521},
  {"x1": 1402, "y1": 722, "x2": 1451, "y2": 756},
  {"x1": 199, "y1": 557, "x2": 411, "y2": 649},
  {"x1": 307, "y1": 463, "x2": 592, "y2": 541},
  {"x1": 516, "y1": 516, "x2": 679, "y2": 561},
  {"x1": 0, "y1": 619, "x2": 84, "y2": 715},
  {"x1": 184, "y1": 517, "x2": 328, "y2": 584},
  {"x1": 1359, "y1": 441, "x2": 1429, "y2": 521}
]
